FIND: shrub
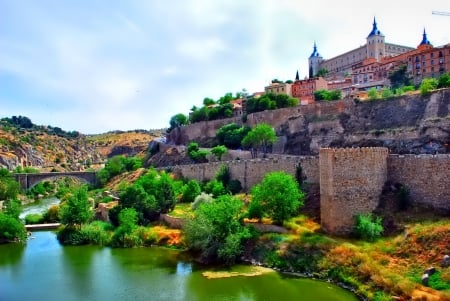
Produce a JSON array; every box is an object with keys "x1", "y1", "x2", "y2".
[
  {"x1": 43, "y1": 205, "x2": 61, "y2": 222},
  {"x1": 180, "y1": 179, "x2": 201, "y2": 203},
  {"x1": 24, "y1": 213, "x2": 44, "y2": 225},
  {"x1": 368, "y1": 88, "x2": 379, "y2": 100},
  {"x1": 420, "y1": 78, "x2": 438, "y2": 96},
  {"x1": 191, "y1": 192, "x2": 213, "y2": 210},
  {"x1": 204, "y1": 179, "x2": 227, "y2": 197},
  {"x1": 354, "y1": 213, "x2": 383, "y2": 241},
  {"x1": 226, "y1": 179, "x2": 242, "y2": 194}
]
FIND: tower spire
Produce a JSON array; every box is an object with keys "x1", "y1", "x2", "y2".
[
  {"x1": 420, "y1": 28, "x2": 431, "y2": 45},
  {"x1": 368, "y1": 16, "x2": 382, "y2": 37},
  {"x1": 295, "y1": 70, "x2": 299, "y2": 81}
]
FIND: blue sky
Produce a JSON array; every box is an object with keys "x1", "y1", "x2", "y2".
[{"x1": 1, "y1": 0, "x2": 449, "y2": 134}]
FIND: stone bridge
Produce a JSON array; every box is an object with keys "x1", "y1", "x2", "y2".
[{"x1": 14, "y1": 171, "x2": 97, "y2": 190}]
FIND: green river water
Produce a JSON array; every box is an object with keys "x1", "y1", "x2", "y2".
[{"x1": 0, "y1": 200, "x2": 358, "y2": 301}]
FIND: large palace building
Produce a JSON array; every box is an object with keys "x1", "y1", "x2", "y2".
[
  {"x1": 262, "y1": 18, "x2": 449, "y2": 105},
  {"x1": 308, "y1": 18, "x2": 415, "y2": 79}
]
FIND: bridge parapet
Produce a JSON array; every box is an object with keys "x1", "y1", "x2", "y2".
[{"x1": 14, "y1": 171, "x2": 97, "y2": 190}]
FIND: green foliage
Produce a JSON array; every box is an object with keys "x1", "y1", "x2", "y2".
[
  {"x1": 183, "y1": 195, "x2": 251, "y2": 264},
  {"x1": 96, "y1": 155, "x2": 142, "y2": 187},
  {"x1": 388, "y1": 65, "x2": 411, "y2": 89},
  {"x1": 191, "y1": 192, "x2": 213, "y2": 211},
  {"x1": 226, "y1": 179, "x2": 242, "y2": 194},
  {"x1": 114, "y1": 169, "x2": 179, "y2": 224},
  {"x1": 0, "y1": 200, "x2": 26, "y2": 242},
  {"x1": 242, "y1": 123, "x2": 277, "y2": 158},
  {"x1": 24, "y1": 213, "x2": 44, "y2": 225},
  {"x1": 367, "y1": 88, "x2": 379, "y2": 100},
  {"x1": 381, "y1": 88, "x2": 394, "y2": 98},
  {"x1": 211, "y1": 145, "x2": 227, "y2": 161},
  {"x1": 372, "y1": 291, "x2": 392, "y2": 301},
  {"x1": 245, "y1": 93, "x2": 298, "y2": 114},
  {"x1": 215, "y1": 164, "x2": 231, "y2": 187},
  {"x1": 43, "y1": 205, "x2": 61, "y2": 222},
  {"x1": 314, "y1": 89, "x2": 342, "y2": 101},
  {"x1": 118, "y1": 185, "x2": 159, "y2": 224},
  {"x1": 250, "y1": 171, "x2": 304, "y2": 225},
  {"x1": 216, "y1": 123, "x2": 250, "y2": 149},
  {"x1": 187, "y1": 142, "x2": 209, "y2": 163},
  {"x1": 427, "y1": 270, "x2": 450, "y2": 291},
  {"x1": 111, "y1": 208, "x2": 139, "y2": 247},
  {"x1": 0, "y1": 212, "x2": 27, "y2": 242},
  {"x1": 60, "y1": 186, "x2": 92, "y2": 228},
  {"x1": 437, "y1": 73, "x2": 450, "y2": 88},
  {"x1": 180, "y1": 180, "x2": 201, "y2": 203},
  {"x1": 188, "y1": 93, "x2": 238, "y2": 123},
  {"x1": 0, "y1": 169, "x2": 20, "y2": 201},
  {"x1": 57, "y1": 221, "x2": 112, "y2": 246},
  {"x1": 354, "y1": 213, "x2": 383, "y2": 241},
  {"x1": 204, "y1": 179, "x2": 227, "y2": 198},
  {"x1": 420, "y1": 78, "x2": 438, "y2": 96},
  {"x1": 169, "y1": 113, "x2": 189, "y2": 131}
]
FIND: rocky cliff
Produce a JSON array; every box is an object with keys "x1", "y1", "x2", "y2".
[
  {"x1": 0, "y1": 126, "x2": 162, "y2": 171},
  {"x1": 168, "y1": 89, "x2": 450, "y2": 155}
]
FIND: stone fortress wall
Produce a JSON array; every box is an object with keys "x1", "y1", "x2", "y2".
[
  {"x1": 172, "y1": 149, "x2": 450, "y2": 234},
  {"x1": 319, "y1": 147, "x2": 388, "y2": 235}
]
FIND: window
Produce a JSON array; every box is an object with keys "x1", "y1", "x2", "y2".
[
  {"x1": 431, "y1": 60, "x2": 434, "y2": 65},
  {"x1": 431, "y1": 52, "x2": 434, "y2": 58}
]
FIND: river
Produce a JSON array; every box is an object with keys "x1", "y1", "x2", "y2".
[{"x1": 0, "y1": 231, "x2": 358, "y2": 301}]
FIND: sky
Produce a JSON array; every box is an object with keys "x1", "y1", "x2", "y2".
[{"x1": 1, "y1": 0, "x2": 449, "y2": 134}]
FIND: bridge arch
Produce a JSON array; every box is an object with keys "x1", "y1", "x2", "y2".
[{"x1": 14, "y1": 172, "x2": 97, "y2": 190}]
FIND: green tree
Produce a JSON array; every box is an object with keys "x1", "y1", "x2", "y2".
[
  {"x1": 388, "y1": 65, "x2": 412, "y2": 89},
  {"x1": 118, "y1": 184, "x2": 158, "y2": 224},
  {"x1": 183, "y1": 195, "x2": 251, "y2": 264},
  {"x1": 437, "y1": 73, "x2": 450, "y2": 88},
  {"x1": 169, "y1": 113, "x2": 189, "y2": 131},
  {"x1": 187, "y1": 142, "x2": 209, "y2": 163},
  {"x1": 216, "y1": 123, "x2": 250, "y2": 149},
  {"x1": 60, "y1": 186, "x2": 92, "y2": 228},
  {"x1": 0, "y1": 169, "x2": 20, "y2": 201},
  {"x1": 242, "y1": 123, "x2": 277, "y2": 158},
  {"x1": 0, "y1": 212, "x2": 27, "y2": 242},
  {"x1": 211, "y1": 145, "x2": 227, "y2": 161},
  {"x1": 180, "y1": 180, "x2": 201, "y2": 203},
  {"x1": 314, "y1": 89, "x2": 342, "y2": 101},
  {"x1": 420, "y1": 78, "x2": 439, "y2": 96},
  {"x1": 249, "y1": 171, "x2": 304, "y2": 225}
]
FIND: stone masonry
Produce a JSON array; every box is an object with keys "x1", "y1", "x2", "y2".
[
  {"x1": 319, "y1": 147, "x2": 388, "y2": 235},
  {"x1": 172, "y1": 148, "x2": 449, "y2": 235}
]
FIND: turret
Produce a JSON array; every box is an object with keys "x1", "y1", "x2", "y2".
[
  {"x1": 308, "y1": 42, "x2": 323, "y2": 78},
  {"x1": 366, "y1": 17, "x2": 385, "y2": 61}
]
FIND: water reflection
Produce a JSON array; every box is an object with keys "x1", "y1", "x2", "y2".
[
  {"x1": 0, "y1": 242, "x2": 25, "y2": 267},
  {"x1": 60, "y1": 244, "x2": 98, "y2": 299},
  {"x1": 0, "y1": 232, "x2": 358, "y2": 301},
  {"x1": 176, "y1": 262, "x2": 193, "y2": 275}
]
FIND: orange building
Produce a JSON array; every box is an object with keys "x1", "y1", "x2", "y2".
[{"x1": 291, "y1": 76, "x2": 328, "y2": 105}]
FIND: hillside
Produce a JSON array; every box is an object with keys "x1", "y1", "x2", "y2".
[
  {"x1": 0, "y1": 117, "x2": 164, "y2": 171},
  {"x1": 167, "y1": 88, "x2": 450, "y2": 155}
]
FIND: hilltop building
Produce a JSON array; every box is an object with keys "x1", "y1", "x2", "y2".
[
  {"x1": 309, "y1": 18, "x2": 414, "y2": 79},
  {"x1": 308, "y1": 18, "x2": 450, "y2": 93}
]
